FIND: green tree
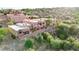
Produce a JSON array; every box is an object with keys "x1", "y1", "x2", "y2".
[
  {"x1": 50, "y1": 38, "x2": 63, "y2": 50},
  {"x1": 56, "y1": 23, "x2": 70, "y2": 40},
  {"x1": 0, "y1": 9, "x2": 11, "y2": 15},
  {"x1": 67, "y1": 36, "x2": 76, "y2": 43},
  {"x1": 69, "y1": 25, "x2": 79, "y2": 36},
  {"x1": 63, "y1": 41, "x2": 73, "y2": 50},
  {"x1": 35, "y1": 33, "x2": 44, "y2": 44},
  {"x1": 0, "y1": 28, "x2": 9, "y2": 43},
  {"x1": 73, "y1": 40, "x2": 79, "y2": 50},
  {"x1": 42, "y1": 32, "x2": 54, "y2": 43},
  {"x1": 24, "y1": 38, "x2": 34, "y2": 49}
]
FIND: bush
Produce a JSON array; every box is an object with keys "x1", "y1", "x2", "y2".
[
  {"x1": 42, "y1": 32, "x2": 54, "y2": 43},
  {"x1": 66, "y1": 37, "x2": 79, "y2": 50},
  {"x1": 73, "y1": 41, "x2": 79, "y2": 50},
  {"x1": 24, "y1": 38, "x2": 34, "y2": 49},
  {"x1": 11, "y1": 34, "x2": 16, "y2": 39},
  {"x1": 0, "y1": 28, "x2": 9, "y2": 43},
  {"x1": 7, "y1": 19, "x2": 15, "y2": 25},
  {"x1": 63, "y1": 20, "x2": 76, "y2": 24},
  {"x1": 35, "y1": 33, "x2": 44, "y2": 44},
  {"x1": 63, "y1": 41, "x2": 73, "y2": 50},
  {"x1": 69, "y1": 25, "x2": 79, "y2": 36},
  {"x1": 45, "y1": 19, "x2": 52, "y2": 26},
  {"x1": 56, "y1": 23, "x2": 70, "y2": 40},
  {"x1": 50, "y1": 38, "x2": 63, "y2": 50},
  {"x1": 67, "y1": 36, "x2": 76, "y2": 43}
]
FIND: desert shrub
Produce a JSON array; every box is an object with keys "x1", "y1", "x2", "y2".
[
  {"x1": 56, "y1": 23, "x2": 70, "y2": 40},
  {"x1": 45, "y1": 18, "x2": 52, "y2": 26},
  {"x1": 73, "y1": 40, "x2": 79, "y2": 50},
  {"x1": 63, "y1": 20, "x2": 76, "y2": 24},
  {"x1": 35, "y1": 33, "x2": 44, "y2": 44},
  {"x1": 7, "y1": 19, "x2": 15, "y2": 25},
  {"x1": 69, "y1": 25, "x2": 79, "y2": 36},
  {"x1": 42, "y1": 32, "x2": 54, "y2": 43},
  {"x1": 11, "y1": 34, "x2": 16, "y2": 39},
  {"x1": 30, "y1": 25, "x2": 38, "y2": 32},
  {"x1": 73, "y1": 11, "x2": 79, "y2": 24},
  {"x1": 24, "y1": 38, "x2": 34, "y2": 49},
  {"x1": 50, "y1": 38, "x2": 63, "y2": 50},
  {"x1": 63, "y1": 41, "x2": 73, "y2": 50},
  {"x1": 42, "y1": 32, "x2": 48, "y2": 39},
  {"x1": 67, "y1": 36, "x2": 76, "y2": 43},
  {"x1": 0, "y1": 28, "x2": 9, "y2": 43}
]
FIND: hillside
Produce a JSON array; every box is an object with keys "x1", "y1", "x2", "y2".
[
  {"x1": 21, "y1": 7, "x2": 77, "y2": 20},
  {"x1": 0, "y1": 7, "x2": 79, "y2": 20}
]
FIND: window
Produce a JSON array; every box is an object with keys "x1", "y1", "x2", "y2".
[
  {"x1": 19, "y1": 30, "x2": 22, "y2": 34},
  {"x1": 23, "y1": 31, "x2": 29, "y2": 35},
  {"x1": 39, "y1": 23, "x2": 42, "y2": 25},
  {"x1": 43, "y1": 22, "x2": 45, "y2": 24}
]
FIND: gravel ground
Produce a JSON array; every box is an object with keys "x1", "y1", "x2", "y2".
[{"x1": 0, "y1": 39, "x2": 25, "y2": 51}]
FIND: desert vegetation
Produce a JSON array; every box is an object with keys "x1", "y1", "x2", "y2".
[
  {"x1": 0, "y1": 8, "x2": 79, "y2": 51},
  {"x1": 23, "y1": 20, "x2": 79, "y2": 51}
]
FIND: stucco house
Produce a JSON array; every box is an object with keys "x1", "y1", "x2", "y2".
[
  {"x1": 7, "y1": 13, "x2": 46, "y2": 39},
  {"x1": 8, "y1": 18, "x2": 46, "y2": 39},
  {"x1": 8, "y1": 23, "x2": 31, "y2": 39},
  {"x1": 23, "y1": 19, "x2": 46, "y2": 30}
]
